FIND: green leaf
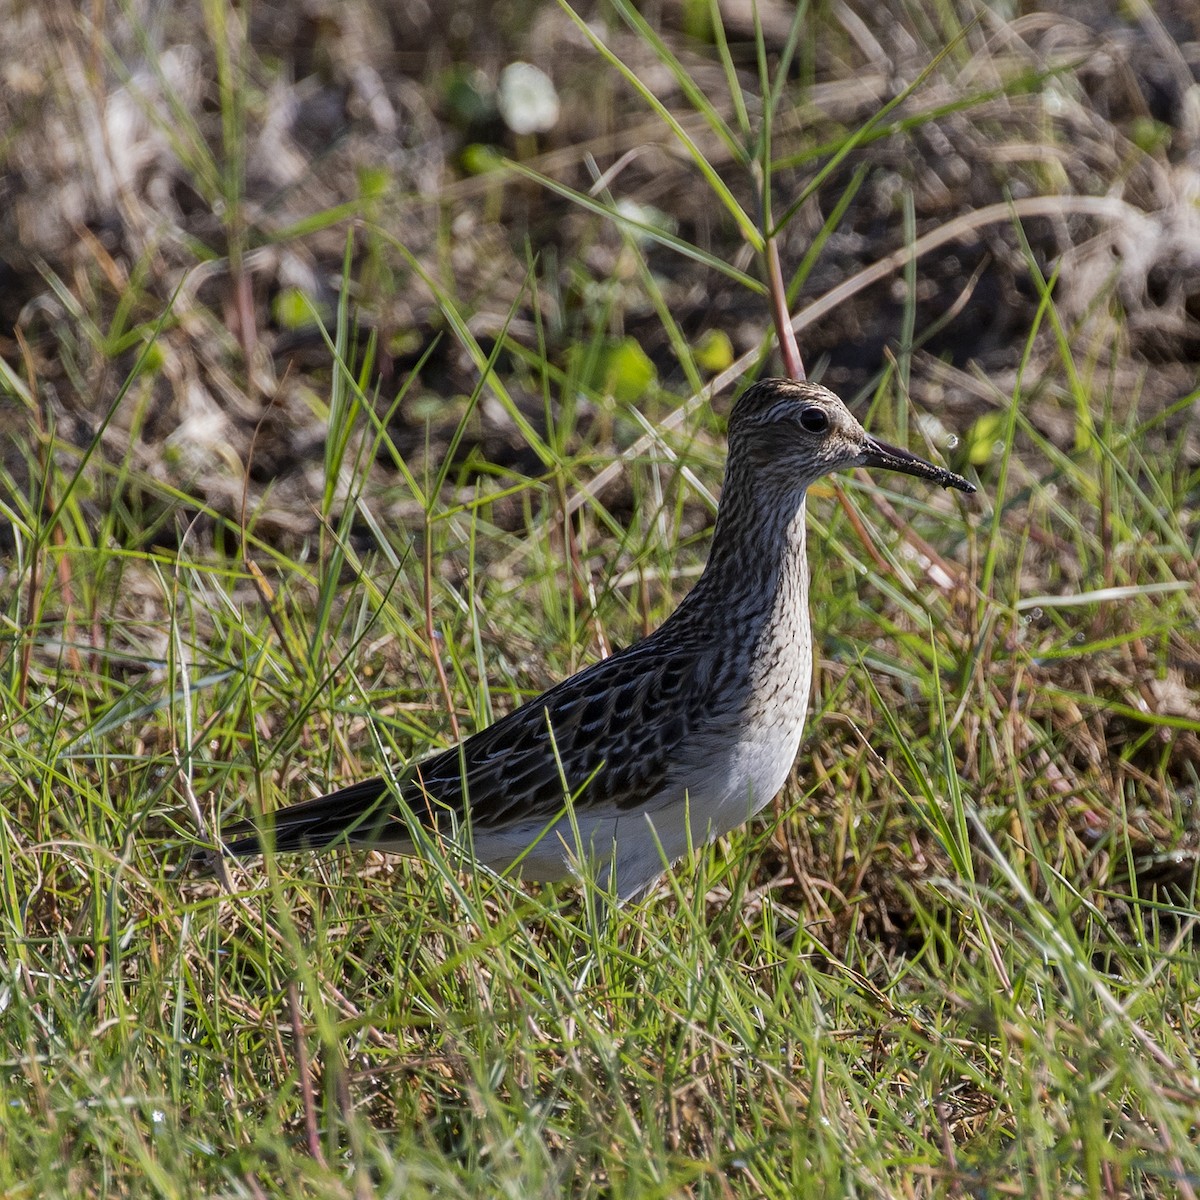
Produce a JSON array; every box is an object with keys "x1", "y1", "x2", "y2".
[
  {"x1": 964, "y1": 411, "x2": 1004, "y2": 467},
  {"x1": 602, "y1": 338, "x2": 657, "y2": 404},
  {"x1": 693, "y1": 329, "x2": 734, "y2": 374},
  {"x1": 356, "y1": 164, "x2": 392, "y2": 200},
  {"x1": 272, "y1": 287, "x2": 317, "y2": 330},
  {"x1": 461, "y1": 143, "x2": 505, "y2": 175},
  {"x1": 569, "y1": 337, "x2": 657, "y2": 404}
]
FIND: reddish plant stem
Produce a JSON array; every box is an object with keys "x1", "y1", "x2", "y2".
[{"x1": 764, "y1": 234, "x2": 805, "y2": 381}]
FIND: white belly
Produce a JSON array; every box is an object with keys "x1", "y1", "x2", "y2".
[{"x1": 460, "y1": 710, "x2": 808, "y2": 900}]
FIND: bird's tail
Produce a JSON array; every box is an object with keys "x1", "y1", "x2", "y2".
[{"x1": 220, "y1": 778, "x2": 404, "y2": 856}]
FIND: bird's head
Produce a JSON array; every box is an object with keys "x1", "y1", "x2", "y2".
[{"x1": 728, "y1": 379, "x2": 975, "y2": 495}]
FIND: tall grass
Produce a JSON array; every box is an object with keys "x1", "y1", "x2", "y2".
[{"x1": 1, "y1": 1, "x2": 1199, "y2": 1196}]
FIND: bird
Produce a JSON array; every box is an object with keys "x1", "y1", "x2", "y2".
[{"x1": 220, "y1": 379, "x2": 975, "y2": 898}]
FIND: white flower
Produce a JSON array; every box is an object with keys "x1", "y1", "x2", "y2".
[{"x1": 497, "y1": 63, "x2": 559, "y2": 135}]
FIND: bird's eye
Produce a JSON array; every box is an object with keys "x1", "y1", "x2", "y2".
[{"x1": 798, "y1": 406, "x2": 829, "y2": 434}]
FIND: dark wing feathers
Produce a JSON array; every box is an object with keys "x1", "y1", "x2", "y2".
[
  {"x1": 222, "y1": 777, "x2": 396, "y2": 855},
  {"x1": 222, "y1": 637, "x2": 713, "y2": 857}
]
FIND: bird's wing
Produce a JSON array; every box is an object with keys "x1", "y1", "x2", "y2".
[
  {"x1": 222, "y1": 635, "x2": 718, "y2": 855},
  {"x1": 221, "y1": 776, "x2": 401, "y2": 855},
  {"x1": 404, "y1": 634, "x2": 709, "y2": 828}
]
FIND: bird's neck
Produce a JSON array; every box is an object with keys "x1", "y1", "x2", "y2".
[{"x1": 673, "y1": 463, "x2": 811, "y2": 636}]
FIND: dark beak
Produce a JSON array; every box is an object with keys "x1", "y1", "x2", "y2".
[{"x1": 861, "y1": 434, "x2": 976, "y2": 494}]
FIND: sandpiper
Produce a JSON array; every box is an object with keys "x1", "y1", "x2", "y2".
[{"x1": 221, "y1": 379, "x2": 974, "y2": 897}]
